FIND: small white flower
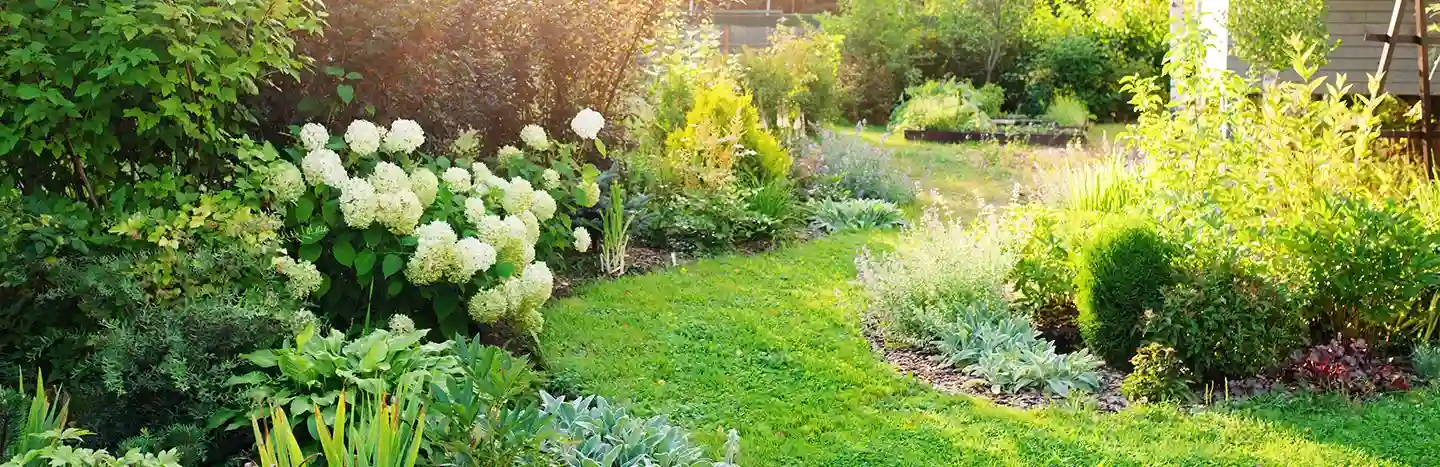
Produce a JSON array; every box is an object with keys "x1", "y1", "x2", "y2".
[
  {"x1": 519, "y1": 211, "x2": 540, "y2": 245},
  {"x1": 573, "y1": 227, "x2": 592, "y2": 253},
  {"x1": 368, "y1": 162, "x2": 409, "y2": 194},
  {"x1": 487, "y1": 176, "x2": 510, "y2": 193},
  {"x1": 519, "y1": 125, "x2": 550, "y2": 150},
  {"x1": 443, "y1": 167, "x2": 472, "y2": 194},
  {"x1": 503, "y1": 215, "x2": 529, "y2": 246},
  {"x1": 477, "y1": 215, "x2": 514, "y2": 249},
  {"x1": 265, "y1": 161, "x2": 306, "y2": 203},
  {"x1": 388, "y1": 314, "x2": 416, "y2": 333},
  {"x1": 472, "y1": 162, "x2": 494, "y2": 193},
  {"x1": 529, "y1": 190, "x2": 557, "y2": 221},
  {"x1": 301, "y1": 149, "x2": 349, "y2": 187},
  {"x1": 382, "y1": 119, "x2": 426, "y2": 154},
  {"x1": 519, "y1": 261, "x2": 554, "y2": 310},
  {"x1": 514, "y1": 308, "x2": 545, "y2": 333},
  {"x1": 570, "y1": 108, "x2": 605, "y2": 140},
  {"x1": 375, "y1": 190, "x2": 423, "y2": 235},
  {"x1": 497, "y1": 145, "x2": 523, "y2": 161},
  {"x1": 464, "y1": 197, "x2": 487, "y2": 227},
  {"x1": 275, "y1": 256, "x2": 322, "y2": 299},
  {"x1": 409, "y1": 168, "x2": 439, "y2": 207},
  {"x1": 541, "y1": 169, "x2": 561, "y2": 189},
  {"x1": 416, "y1": 220, "x2": 458, "y2": 247},
  {"x1": 345, "y1": 120, "x2": 383, "y2": 157},
  {"x1": 450, "y1": 237, "x2": 497, "y2": 282},
  {"x1": 338, "y1": 178, "x2": 378, "y2": 229},
  {"x1": 502, "y1": 177, "x2": 534, "y2": 214},
  {"x1": 468, "y1": 287, "x2": 510, "y2": 324},
  {"x1": 579, "y1": 181, "x2": 601, "y2": 208},
  {"x1": 299, "y1": 123, "x2": 330, "y2": 152},
  {"x1": 405, "y1": 242, "x2": 455, "y2": 285}
]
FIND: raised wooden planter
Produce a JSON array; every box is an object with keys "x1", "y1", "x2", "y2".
[{"x1": 903, "y1": 129, "x2": 1086, "y2": 147}]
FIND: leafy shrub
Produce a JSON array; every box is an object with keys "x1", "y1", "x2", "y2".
[
  {"x1": 1283, "y1": 338, "x2": 1413, "y2": 397},
  {"x1": 644, "y1": 186, "x2": 772, "y2": 253},
  {"x1": 1022, "y1": 35, "x2": 1124, "y2": 119},
  {"x1": 266, "y1": 117, "x2": 601, "y2": 336},
  {"x1": 1145, "y1": 261, "x2": 1306, "y2": 378},
  {"x1": 1120, "y1": 343, "x2": 1194, "y2": 404},
  {"x1": 3, "y1": 374, "x2": 181, "y2": 466},
  {"x1": 663, "y1": 83, "x2": 791, "y2": 184},
  {"x1": 810, "y1": 199, "x2": 906, "y2": 233},
  {"x1": 539, "y1": 392, "x2": 741, "y2": 467},
  {"x1": 250, "y1": 386, "x2": 429, "y2": 467},
  {"x1": 1283, "y1": 197, "x2": 1440, "y2": 341},
  {"x1": 1045, "y1": 94, "x2": 1091, "y2": 127},
  {"x1": 0, "y1": 0, "x2": 321, "y2": 198},
  {"x1": 221, "y1": 326, "x2": 461, "y2": 432},
  {"x1": 857, "y1": 207, "x2": 1015, "y2": 345},
  {"x1": 933, "y1": 303, "x2": 1102, "y2": 396},
  {"x1": 818, "y1": 0, "x2": 925, "y2": 123},
  {"x1": 809, "y1": 130, "x2": 915, "y2": 204},
  {"x1": 425, "y1": 335, "x2": 554, "y2": 466},
  {"x1": 1006, "y1": 207, "x2": 1083, "y2": 349},
  {"x1": 1061, "y1": 158, "x2": 1142, "y2": 214},
  {"x1": 739, "y1": 24, "x2": 844, "y2": 125},
  {"x1": 888, "y1": 80, "x2": 995, "y2": 132},
  {"x1": 1075, "y1": 219, "x2": 1174, "y2": 367},
  {"x1": 1415, "y1": 344, "x2": 1440, "y2": 383}
]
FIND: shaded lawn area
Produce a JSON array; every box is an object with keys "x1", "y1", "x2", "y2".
[{"x1": 540, "y1": 232, "x2": 1440, "y2": 466}]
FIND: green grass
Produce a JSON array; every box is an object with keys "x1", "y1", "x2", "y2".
[
  {"x1": 541, "y1": 233, "x2": 1440, "y2": 466},
  {"x1": 827, "y1": 125, "x2": 1023, "y2": 208}
]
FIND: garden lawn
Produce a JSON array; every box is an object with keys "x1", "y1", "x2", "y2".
[{"x1": 541, "y1": 233, "x2": 1440, "y2": 466}]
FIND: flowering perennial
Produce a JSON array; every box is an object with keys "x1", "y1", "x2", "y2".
[
  {"x1": 443, "y1": 167, "x2": 472, "y2": 194},
  {"x1": 502, "y1": 177, "x2": 535, "y2": 214},
  {"x1": 573, "y1": 227, "x2": 592, "y2": 253},
  {"x1": 344, "y1": 120, "x2": 383, "y2": 156},
  {"x1": 382, "y1": 119, "x2": 425, "y2": 154},
  {"x1": 571, "y1": 108, "x2": 605, "y2": 140},
  {"x1": 520, "y1": 125, "x2": 550, "y2": 150},
  {"x1": 409, "y1": 168, "x2": 439, "y2": 207},
  {"x1": 529, "y1": 190, "x2": 557, "y2": 221},
  {"x1": 274, "y1": 256, "x2": 322, "y2": 299},
  {"x1": 338, "y1": 178, "x2": 378, "y2": 229},
  {"x1": 369, "y1": 162, "x2": 409, "y2": 194},
  {"x1": 299, "y1": 123, "x2": 329, "y2": 152},
  {"x1": 265, "y1": 161, "x2": 306, "y2": 203},
  {"x1": 301, "y1": 149, "x2": 348, "y2": 188}
]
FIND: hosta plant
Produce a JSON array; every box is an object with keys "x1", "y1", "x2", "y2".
[
  {"x1": 809, "y1": 199, "x2": 905, "y2": 233},
  {"x1": 539, "y1": 393, "x2": 741, "y2": 467},
  {"x1": 264, "y1": 114, "x2": 605, "y2": 336},
  {"x1": 220, "y1": 325, "x2": 459, "y2": 433}
]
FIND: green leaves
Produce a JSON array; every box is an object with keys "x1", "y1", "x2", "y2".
[
  {"x1": 336, "y1": 84, "x2": 355, "y2": 104},
  {"x1": 354, "y1": 251, "x2": 377, "y2": 275},
  {"x1": 382, "y1": 254, "x2": 404, "y2": 278},
  {"x1": 332, "y1": 240, "x2": 356, "y2": 267}
]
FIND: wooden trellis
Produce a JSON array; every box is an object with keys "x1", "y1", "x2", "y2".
[{"x1": 1366, "y1": 0, "x2": 1438, "y2": 176}]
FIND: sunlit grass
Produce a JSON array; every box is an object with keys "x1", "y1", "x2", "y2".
[{"x1": 541, "y1": 233, "x2": 1440, "y2": 466}]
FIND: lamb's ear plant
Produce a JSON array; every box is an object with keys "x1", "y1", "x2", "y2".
[{"x1": 600, "y1": 185, "x2": 635, "y2": 277}]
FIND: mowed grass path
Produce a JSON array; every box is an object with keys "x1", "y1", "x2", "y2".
[{"x1": 540, "y1": 233, "x2": 1440, "y2": 466}]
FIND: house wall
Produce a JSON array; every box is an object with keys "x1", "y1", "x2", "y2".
[{"x1": 1225, "y1": 0, "x2": 1438, "y2": 96}]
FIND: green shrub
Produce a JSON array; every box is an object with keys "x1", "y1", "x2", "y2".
[
  {"x1": 888, "y1": 80, "x2": 995, "y2": 132},
  {"x1": 0, "y1": 0, "x2": 321, "y2": 198},
  {"x1": 644, "y1": 185, "x2": 789, "y2": 253},
  {"x1": 857, "y1": 207, "x2": 1015, "y2": 345},
  {"x1": 426, "y1": 335, "x2": 553, "y2": 466},
  {"x1": 1414, "y1": 343, "x2": 1440, "y2": 383},
  {"x1": 664, "y1": 83, "x2": 791, "y2": 184},
  {"x1": 539, "y1": 392, "x2": 741, "y2": 466},
  {"x1": 810, "y1": 199, "x2": 906, "y2": 233},
  {"x1": 1120, "y1": 343, "x2": 1194, "y2": 404},
  {"x1": 809, "y1": 130, "x2": 915, "y2": 204},
  {"x1": 1145, "y1": 261, "x2": 1306, "y2": 378},
  {"x1": 739, "y1": 24, "x2": 844, "y2": 126},
  {"x1": 1046, "y1": 94, "x2": 1092, "y2": 127},
  {"x1": 1075, "y1": 219, "x2": 1174, "y2": 367}
]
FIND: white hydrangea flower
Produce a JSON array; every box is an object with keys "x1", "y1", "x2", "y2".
[
  {"x1": 382, "y1": 119, "x2": 426, "y2": 154},
  {"x1": 519, "y1": 261, "x2": 554, "y2": 310},
  {"x1": 529, "y1": 190, "x2": 557, "y2": 221},
  {"x1": 579, "y1": 181, "x2": 601, "y2": 208},
  {"x1": 409, "y1": 168, "x2": 439, "y2": 207},
  {"x1": 487, "y1": 176, "x2": 510, "y2": 193},
  {"x1": 265, "y1": 161, "x2": 306, "y2": 203},
  {"x1": 375, "y1": 190, "x2": 423, "y2": 235},
  {"x1": 468, "y1": 287, "x2": 509, "y2": 324},
  {"x1": 442, "y1": 167, "x2": 472, "y2": 194},
  {"x1": 477, "y1": 215, "x2": 512, "y2": 248},
  {"x1": 299, "y1": 123, "x2": 330, "y2": 152},
  {"x1": 301, "y1": 148, "x2": 349, "y2": 188},
  {"x1": 274, "y1": 255, "x2": 322, "y2": 299},
  {"x1": 415, "y1": 220, "x2": 458, "y2": 248},
  {"x1": 388, "y1": 314, "x2": 416, "y2": 333},
  {"x1": 471, "y1": 162, "x2": 494, "y2": 194},
  {"x1": 497, "y1": 144, "x2": 524, "y2": 162},
  {"x1": 570, "y1": 108, "x2": 605, "y2": 140},
  {"x1": 338, "y1": 178, "x2": 378, "y2": 229},
  {"x1": 519, "y1": 125, "x2": 549, "y2": 150},
  {"x1": 405, "y1": 242, "x2": 455, "y2": 285},
  {"x1": 540, "y1": 169, "x2": 560, "y2": 190},
  {"x1": 368, "y1": 161, "x2": 409, "y2": 194},
  {"x1": 503, "y1": 215, "x2": 530, "y2": 246},
  {"x1": 345, "y1": 120, "x2": 383, "y2": 157},
  {"x1": 519, "y1": 211, "x2": 540, "y2": 245},
  {"x1": 573, "y1": 227, "x2": 591, "y2": 253},
  {"x1": 450, "y1": 237, "x2": 497, "y2": 283},
  {"x1": 502, "y1": 177, "x2": 534, "y2": 214},
  {"x1": 519, "y1": 243, "x2": 536, "y2": 267},
  {"x1": 514, "y1": 308, "x2": 545, "y2": 333},
  {"x1": 464, "y1": 197, "x2": 487, "y2": 227}
]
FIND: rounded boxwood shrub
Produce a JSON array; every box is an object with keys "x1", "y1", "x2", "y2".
[{"x1": 1075, "y1": 219, "x2": 1174, "y2": 367}]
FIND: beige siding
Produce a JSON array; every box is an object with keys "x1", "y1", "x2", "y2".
[{"x1": 1229, "y1": 0, "x2": 1438, "y2": 95}]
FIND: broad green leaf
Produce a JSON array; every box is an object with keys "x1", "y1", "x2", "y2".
[
  {"x1": 336, "y1": 84, "x2": 354, "y2": 104},
  {"x1": 493, "y1": 262, "x2": 516, "y2": 278},
  {"x1": 387, "y1": 280, "x2": 403, "y2": 297},
  {"x1": 295, "y1": 196, "x2": 315, "y2": 222},
  {"x1": 364, "y1": 229, "x2": 382, "y2": 247},
  {"x1": 300, "y1": 243, "x2": 322, "y2": 262},
  {"x1": 332, "y1": 239, "x2": 356, "y2": 267},
  {"x1": 354, "y1": 251, "x2": 377, "y2": 274},
  {"x1": 382, "y1": 253, "x2": 404, "y2": 278},
  {"x1": 434, "y1": 291, "x2": 459, "y2": 320}
]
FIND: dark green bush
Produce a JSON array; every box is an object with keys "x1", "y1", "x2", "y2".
[
  {"x1": 1145, "y1": 261, "x2": 1306, "y2": 378},
  {"x1": 1075, "y1": 219, "x2": 1174, "y2": 367},
  {"x1": 1120, "y1": 343, "x2": 1193, "y2": 404}
]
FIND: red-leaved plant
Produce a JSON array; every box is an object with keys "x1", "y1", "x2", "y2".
[{"x1": 1284, "y1": 337, "x2": 1412, "y2": 397}]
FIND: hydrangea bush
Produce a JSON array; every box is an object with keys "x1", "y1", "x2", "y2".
[{"x1": 262, "y1": 112, "x2": 606, "y2": 337}]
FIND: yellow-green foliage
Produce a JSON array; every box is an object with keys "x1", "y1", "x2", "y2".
[
  {"x1": 1076, "y1": 219, "x2": 1174, "y2": 367},
  {"x1": 664, "y1": 83, "x2": 791, "y2": 186}
]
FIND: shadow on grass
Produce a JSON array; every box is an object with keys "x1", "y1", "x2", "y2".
[{"x1": 1230, "y1": 389, "x2": 1440, "y2": 465}]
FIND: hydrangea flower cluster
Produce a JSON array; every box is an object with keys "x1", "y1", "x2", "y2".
[
  {"x1": 368, "y1": 162, "x2": 409, "y2": 194},
  {"x1": 467, "y1": 261, "x2": 554, "y2": 333},
  {"x1": 382, "y1": 119, "x2": 425, "y2": 154},
  {"x1": 579, "y1": 181, "x2": 601, "y2": 208},
  {"x1": 345, "y1": 120, "x2": 384, "y2": 157},
  {"x1": 406, "y1": 221, "x2": 499, "y2": 286},
  {"x1": 443, "y1": 167, "x2": 472, "y2": 194},
  {"x1": 299, "y1": 123, "x2": 329, "y2": 152},
  {"x1": 573, "y1": 227, "x2": 591, "y2": 253},
  {"x1": 388, "y1": 314, "x2": 416, "y2": 333},
  {"x1": 409, "y1": 168, "x2": 439, "y2": 207},
  {"x1": 265, "y1": 161, "x2": 306, "y2": 203},
  {"x1": 541, "y1": 169, "x2": 561, "y2": 189},
  {"x1": 301, "y1": 149, "x2": 348, "y2": 188},
  {"x1": 570, "y1": 108, "x2": 605, "y2": 140},
  {"x1": 520, "y1": 125, "x2": 549, "y2": 150},
  {"x1": 501, "y1": 177, "x2": 534, "y2": 214},
  {"x1": 273, "y1": 255, "x2": 322, "y2": 299}
]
